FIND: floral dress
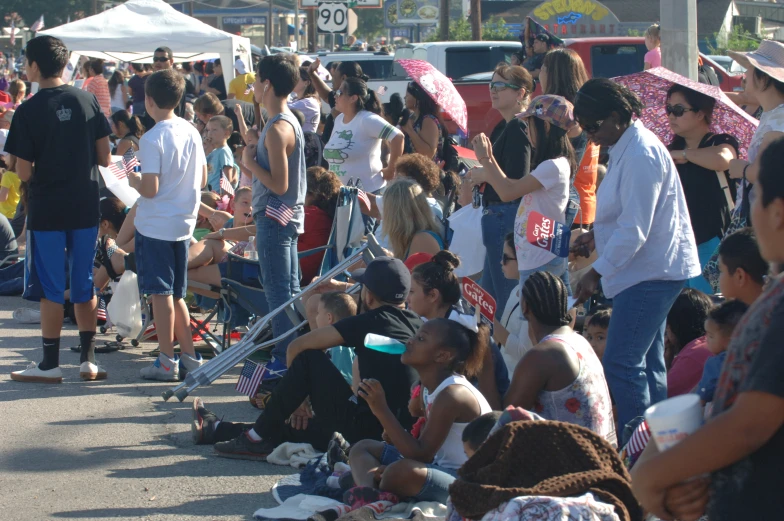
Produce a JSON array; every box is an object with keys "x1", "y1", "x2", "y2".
[{"x1": 534, "y1": 332, "x2": 617, "y2": 446}]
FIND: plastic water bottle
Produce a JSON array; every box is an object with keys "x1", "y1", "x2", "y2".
[
  {"x1": 363, "y1": 334, "x2": 405, "y2": 354},
  {"x1": 244, "y1": 236, "x2": 258, "y2": 261}
]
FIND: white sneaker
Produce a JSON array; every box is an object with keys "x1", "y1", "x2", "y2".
[
  {"x1": 179, "y1": 352, "x2": 204, "y2": 381},
  {"x1": 79, "y1": 361, "x2": 108, "y2": 381},
  {"x1": 11, "y1": 363, "x2": 63, "y2": 383},
  {"x1": 12, "y1": 308, "x2": 41, "y2": 324},
  {"x1": 140, "y1": 353, "x2": 179, "y2": 382}
]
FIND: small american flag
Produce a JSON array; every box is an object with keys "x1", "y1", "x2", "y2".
[
  {"x1": 356, "y1": 188, "x2": 371, "y2": 212},
  {"x1": 97, "y1": 297, "x2": 107, "y2": 321},
  {"x1": 627, "y1": 420, "x2": 651, "y2": 457},
  {"x1": 244, "y1": 83, "x2": 254, "y2": 95},
  {"x1": 108, "y1": 160, "x2": 126, "y2": 180},
  {"x1": 109, "y1": 148, "x2": 140, "y2": 180},
  {"x1": 235, "y1": 360, "x2": 265, "y2": 396},
  {"x1": 9, "y1": 21, "x2": 15, "y2": 46},
  {"x1": 29, "y1": 15, "x2": 44, "y2": 33},
  {"x1": 265, "y1": 196, "x2": 293, "y2": 227},
  {"x1": 220, "y1": 174, "x2": 235, "y2": 196}
]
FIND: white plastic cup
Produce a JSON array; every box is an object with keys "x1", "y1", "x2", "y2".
[{"x1": 645, "y1": 393, "x2": 703, "y2": 451}]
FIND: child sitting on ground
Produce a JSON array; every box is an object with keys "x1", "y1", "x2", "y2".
[
  {"x1": 346, "y1": 319, "x2": 492, "y2": 506},
  {"x1": 699, "y1": 299, "x2": 748, "y2": 407},
  {"x1": 584, "y1": 308, "x2": 611, "y2": 360},
  {"x1": 462, "y1": 411, "x2": 503, "y2": 459},
  {"x1": 204, "y1": 115, "x2": 236, "y2": 193},
  {"x1": 493, "y1": 233, "x2": 531, "y2": 375},
  {"x1": 718, "y1": 227, "x2": 767, "y2": 306}
]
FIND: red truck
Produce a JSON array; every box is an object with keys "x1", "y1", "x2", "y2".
[{"x1": 433, "y1": 37, "x2": 743, "y2": 137}]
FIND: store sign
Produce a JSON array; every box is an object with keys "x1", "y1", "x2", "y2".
[
  {"x1": 533, "y1": 0, "x2": 611, "y2": 22},
  {"x1": 223, "y1": 16, "x2": 268, "y2": 25}
]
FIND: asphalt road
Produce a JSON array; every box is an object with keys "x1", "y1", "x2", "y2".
[{"x1": 0, "y1": 296, "x2": 294, "y2": 521}]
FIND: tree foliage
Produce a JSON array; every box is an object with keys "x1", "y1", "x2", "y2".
[
  {"x1": 426, "y1": 16, "x2": 515, "y2": 42},
  {"x1": 355, "y1": 8, "x2": 386, "y2": 41},
  {"x1": 3, "y1": 0, "x2": 93, "y2": 30},
  {"x1": 706, "y1": 25, "x2": 760, "y2": 55}
]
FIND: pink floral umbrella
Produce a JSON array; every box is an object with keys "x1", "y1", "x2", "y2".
[
  {"x1": 613, "y1": 67, "x2": 758, "y2": 159},
  {"x1": 397, "y1": 59, "x2": 468, "y2": 135}
]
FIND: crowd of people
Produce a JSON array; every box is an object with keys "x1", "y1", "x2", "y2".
[{"x1": 2, "y1": 30, "x2": 784, "y2": 521}]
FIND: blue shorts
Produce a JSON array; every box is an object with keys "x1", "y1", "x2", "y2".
[
  {"x1": 380, "y1": 443, "x2": 458, "y2": 503},
  {"x1": 24, "y1": 227, "x2": 98, "y2": 305},
  {"x1": 135, "y1": 231, "x2": 188, "y2": 298}
]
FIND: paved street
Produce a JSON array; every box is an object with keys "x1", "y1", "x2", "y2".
[{"x1": 0, "y1": 296, "x2": 293, "y2": 521}]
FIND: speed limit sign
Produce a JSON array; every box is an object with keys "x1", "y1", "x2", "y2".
[{"x1": 317, "y1": 2, "x2": 348, "y2": 34}]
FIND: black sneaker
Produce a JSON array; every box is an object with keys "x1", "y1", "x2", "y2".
[
  {"x1": 327, "y1": 431, "x2": 351, "y2": 469},
  {"x1": 214, "y1": 431, "x2": 275, "y2": 461},
  {"x1": 191, "y1": 397, "x2": 220, "y2": 445}
]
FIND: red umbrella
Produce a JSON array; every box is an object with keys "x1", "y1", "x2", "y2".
[
  {"x1": 396, "y1": 59, "x2": 468, "y2": 135},
  {"x1": 613, "y1": 67, "x2": 758, "y2": 159}
]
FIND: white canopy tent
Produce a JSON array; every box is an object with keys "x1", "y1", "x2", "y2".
[{"x1": 39, "y1": 0, "x2": 252, "y2": 92}]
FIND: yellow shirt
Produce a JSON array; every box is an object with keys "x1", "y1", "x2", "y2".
[
  {"x1": 0, "y1": 171, "x2": 21, "y2": 219},
  {"x1": 228, "y1": 73, "x2": 256, "y2": 103}
]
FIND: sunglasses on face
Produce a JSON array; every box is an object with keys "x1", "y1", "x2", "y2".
[
  {"x1": 153, "y1": 56, "x2": 170, "y2": 63},
  {"x1": 489, "y1": 81, "x2": 521, "y2": 93},
  {"x1": 335, "y1": 89, "x2": 343, "y2": 98},
  {"x1": 502, "y1": 253, "x2": 517, "y2": 264},
  {"x1": 665, "y1": 104, "x2": 698, "y2": 117},
  {"x1": 580, "y1": 119, "x2": 605, "y2": 134}
]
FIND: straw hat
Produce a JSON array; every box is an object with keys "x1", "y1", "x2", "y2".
[{"x1": 728, "y1": 40, "x2": 784, "y2": 83}]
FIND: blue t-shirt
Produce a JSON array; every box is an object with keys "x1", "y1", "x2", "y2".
[
  {"x1": 206, "y1": 144, "x2": 234, "y2": 193},
  {"x1": 697, "y1": 351, "x2": 727, "y2": 402}
]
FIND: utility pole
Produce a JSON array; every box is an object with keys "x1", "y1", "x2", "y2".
[
  {"x1": 439, "y1": 0, "x2": 449, "y2": 41},
  {"x1": 661, "y1": 0, "x2": 697, "y2": 80},
  {"x1": 470, "y1": 0, "x2": 481, "y2": 41},
  {"x1": 92, "y1": 0, "x2": 99, "y2": 15},
  {"x1": 268, "y1": 0, "x2": 274, "y2": 47},
  {"x1": 188, "y1": 0, "x2": 194, "y2": 17},
  {"x1": 294, "y1": 0, "x2": 300, "y2": 50},
  {"x1": 307, "y1": 8, "x2": 317, "y2": 51}
]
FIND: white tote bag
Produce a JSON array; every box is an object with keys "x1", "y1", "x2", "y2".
[{"x1": 448, "y1": 205, "x2": 486, "y2": 278}]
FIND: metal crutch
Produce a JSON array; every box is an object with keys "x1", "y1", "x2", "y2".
[{"x1": 162, "y1": 234, "x2": 385, "y2": 402}]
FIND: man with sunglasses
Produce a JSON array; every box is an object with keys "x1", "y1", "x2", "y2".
[{"x1": 140, "y1": 47, "x2": 187, "y2": 130}]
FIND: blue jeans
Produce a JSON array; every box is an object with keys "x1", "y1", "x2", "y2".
[
  {"x1": 480, "y1": 202, "x2": 519, "y2": 308},
  {"x1": 603, "y1": 279, "x2": 686, "y2": 431},
  {"x1": 519, "y1": 255, "x2": 569, "y2": 293},
  {"x1": 257, "y1": 216, "x2": 301, "y2": 361},
  {"x1": 685, "y1": 236, "x2": 720, "y2": 295}
]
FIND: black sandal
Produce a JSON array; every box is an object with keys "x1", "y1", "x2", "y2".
[{"x1": 96, "y1": 235, "x2": 120, "y2": 281}]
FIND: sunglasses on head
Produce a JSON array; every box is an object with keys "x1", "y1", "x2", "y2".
[
  {"x1": 489, "y1": 81, "x2": 522, "y2": 92},
  {"x1": 665, "y1": 104, "x2": 698, "y2": 117},
  {"x1": 153, "y1": 56, "x2": 170, "y2": 63}
]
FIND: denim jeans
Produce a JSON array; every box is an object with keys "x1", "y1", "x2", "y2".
[
  {"x1": 519, "y1": 255, "x2": 569, "y2": 294},
  {"x1": 257, "y1": 216, "x2": 301, "y2": 361},
  {"x1": 603, "y1": 278, "x2": 686, "y2": 431},
  {"x1": 480, "y1": 201, "x2": 519, "y2": 308}
]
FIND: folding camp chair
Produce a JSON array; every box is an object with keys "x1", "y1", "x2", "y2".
[
  {"x1": 162, "y1": 232, "x2": 386, "y2": 402},
  {"x1": 186, "y1": 186, "x2": 367, "y2": 355}
]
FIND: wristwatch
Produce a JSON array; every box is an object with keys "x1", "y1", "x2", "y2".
[{"x1": 219, "y1": 228, "x2": 225, "y2": 238}]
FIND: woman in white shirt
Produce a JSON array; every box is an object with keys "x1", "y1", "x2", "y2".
[
  {"x1": 288, "y1": 67, "x2": 321, "y2": 133},
  {"x1": 469, "y1": 95, "x2": 577, "y2": 286},
  {"x1": 570, "y1": 78, "x2": 701, "y2": 433},
  {"x1": 323, "y1": 77, "x2": 404, "y2": 193}
]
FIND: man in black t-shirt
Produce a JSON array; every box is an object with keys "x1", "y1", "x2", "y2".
[
  {"x1": 206, "y1": 58, "x2": 227, "y2": 101},
  {"x1": 139, "y1": 47, "x2": 188, "y2": 130},
  {"x1": 6, "y1": 36, "x2": 112, "y2": 385},
  {"x1": 192, "y1": 257, "x2": 423, "y2": 458}
]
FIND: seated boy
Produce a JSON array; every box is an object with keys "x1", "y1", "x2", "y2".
[
  {"x1": 699, "y1": 299, "x2": 748, "y2": 406},
  {"x1": 131, "y1": 69, "x2": 208, "y2": 381},
  {"x1": 631, "y1": 136, "x2": 784, "y2": 521},
  {"x1": 717, "y1": 227, "x2": 767, "y2": 306},
  {"x1": 317, "y1": 291, "x2": 359, "y2": 386},
  {"x1": 462, "y1": 411, "x2": 502, "y2": 459}
]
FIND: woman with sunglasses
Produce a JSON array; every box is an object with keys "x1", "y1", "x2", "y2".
[
  {"x1": 570, "y1": 78, "x2": 701, "y2": 434},
  {"x1": 323, "y1": 77, "x2": 404, "y2": 193},
  {"x1": 666, "y1": 85, "x2": 739, "y2": 294},
  {"x1": 401, "y1": 81, "x2": 447, "y2": 163},
  {"x1": 474, "y1": 64, "x2": 533, "y2": 310}
]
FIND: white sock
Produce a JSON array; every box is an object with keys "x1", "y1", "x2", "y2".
[{"x1": 247, "y1": 428, "x2": 262, "y2": 441}]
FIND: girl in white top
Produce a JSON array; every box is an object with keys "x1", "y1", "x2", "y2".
[
  {"x1": 350, "y1": 318, "x2": 492, "y2": 503},
  {"x1": 323, "y1": 77, "x2": 404, "y2": 193},
  {"x1": 288, "y1": 66, "x2": 321, "y2": 134},
  {"x1": 469, "y1": 95, "x2": 577, "y2": 282},
  {"x1": 493, "y1": 233, "x2": 533, "y2": 374}
]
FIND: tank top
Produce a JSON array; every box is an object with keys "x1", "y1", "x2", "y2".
[
  {"x1": 422, "y1": 374, "x2": 492, "y2": 469},
  {"x1": 110, "y1": 83, "x2": 125, "y2": 109},
  {"x1": 535, "y1": 332, "x2": 617, "y2": 446},
  {"x1": 253, "y1": 111, "x2": 307, "y2": 234}
]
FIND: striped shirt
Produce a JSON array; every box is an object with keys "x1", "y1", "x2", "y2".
[{"x1": 84, "y1": 75, "x2": 112, "y2": 119}]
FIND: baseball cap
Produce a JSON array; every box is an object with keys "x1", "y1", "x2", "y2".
[
  {"x1": 234, "y1": 58, "x2": 248, "y2": 75},
  {"x1": 517, "y1": 94, "x2": 576, "y2": 131},
  {"x1": 350, "y1": 256, "x2": 411, "y2": 304},
  {"x1": 535, "y1": 34, "x2": 551, "y2": 44}
]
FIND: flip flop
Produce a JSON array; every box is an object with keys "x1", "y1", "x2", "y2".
[{"x1": 71, "y1": 342, "x2": 124, "y2": 353}]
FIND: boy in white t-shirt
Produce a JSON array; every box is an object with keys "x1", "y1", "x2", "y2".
[{"x1": 129, "y1": 69, "x2": 208, "y2": 381}]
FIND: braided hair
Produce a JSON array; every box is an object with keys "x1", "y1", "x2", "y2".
[
  {"x1": 412, "y1": 250, "x2": 462, "y2": 306},
  {"x1": 427, "y1": 318, "x2": 489, "y2": 379},
  {"x1": 573, "y1": 78, "x2": 644, "y2": 126},
  {"x1": 522, "y1": 272, "x2": 571, "y2": 328}
]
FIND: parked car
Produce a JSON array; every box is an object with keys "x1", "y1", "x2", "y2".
[{"x1": 707, "y1": 54, "x2": 746, "y2": 74}]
